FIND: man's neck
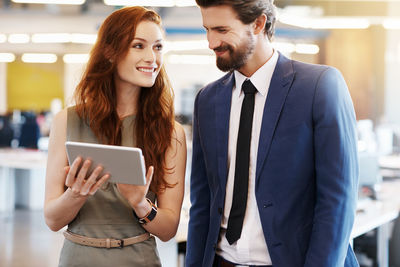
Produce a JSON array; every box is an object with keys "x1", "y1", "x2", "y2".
[{"x1": 238, "y1": 40, "x2": 274, "y2": 77}]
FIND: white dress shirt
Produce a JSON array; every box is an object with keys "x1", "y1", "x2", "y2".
[{"x1": 217, "y1": 50, "x2": 279, "y2": 265}]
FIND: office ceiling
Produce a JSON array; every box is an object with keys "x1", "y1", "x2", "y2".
[
  {"x1": 1, "y1": 0, "x2": 399, "y2": 15},
  {"x1": 0, "y1": 0, "x2": 399, "y2": 55},
  {"x1": 274, "y1": 0, "x2": 400, "y2": 16}
]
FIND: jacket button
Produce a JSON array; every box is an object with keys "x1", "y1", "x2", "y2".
[
  {"x1": 263, "y1": 203, "x2": 273, "y2": 208},
  {"x1": 218, "y1": 207, "x2": 222, "y2": 214},
  {"x1": 213, "y1": 243, "x2": 217, "y2": 250}
]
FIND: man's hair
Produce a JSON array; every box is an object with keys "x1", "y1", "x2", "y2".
[{"x1": 195, "y1": 0, "x2": 276, "y2": 41}]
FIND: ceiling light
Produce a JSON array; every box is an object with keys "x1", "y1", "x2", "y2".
[
  {"x1": 166, "y1": 55, "x2": 215, "y2": 65},
  {"x1": 175, "y1": 0, "x2": 196, "y2": 6},
  {"x1": 12, "y1": 0, "x2": 85, "y2": 4},
  {"x1": 22, "y1": 53, "x2": 57, "y2": 63},
  {"x1": 32, "y1": 33, "x2": 71, "y2": 43},
  {"x1": 104, "y1": 0, "x2": 174, "y2": 6},
  {"x1": 272, "y1": 42, "x2": 295, "y2": 54},
  {"x1": 0, "y1": 34, "x2": 6, "y2": 43},
  {"x1": 295, "y1": 44, "x2": 320, "y2": 54},
  {"x1": 383, "y1": 18, "x2": 400, "y2": 29},
  {"x1": 311, "y1": 18, "x2": 370, "y2": 29},
  {"x1": 70, "y1": 33, "x2": 97, "y2": 44},
  {"x1": 0, "y1": 53, "x2": 16, "y2": 63},
  {"x1": 63, "y1": 54, "x2": 89, "y2": 64},
  {"x1": 279, "y1": 15, "x2": 370, "y2": 29},
  {"x1": 8, "y1": 34, "x2": 30, "y2": 44},
  {"x1": 165, "y1": 40, "x2": 208, "y2": 52},
  {"x1": 272, "y1": 42, "x2": 320, "y2": 55}
]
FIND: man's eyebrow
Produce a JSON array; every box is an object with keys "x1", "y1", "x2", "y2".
[{"x1": 205, "y1": 26, "x2": 229, "y2": 30}]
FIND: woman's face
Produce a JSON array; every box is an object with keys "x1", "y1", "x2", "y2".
[{"x1": 114, "y1": 20, "x2": 164, "y2": 89}]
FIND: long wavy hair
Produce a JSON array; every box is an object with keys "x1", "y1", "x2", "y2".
[{"x1": 74, "y1": 6, "x2": 175, "y2": 194}]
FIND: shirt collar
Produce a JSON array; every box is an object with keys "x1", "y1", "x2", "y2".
[{"x1": 233, "y1": 49, "x2": 278, "y2": 98}]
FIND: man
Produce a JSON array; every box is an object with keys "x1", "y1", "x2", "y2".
[{"x1": 186, "y1": 0, "x2": 359, "y2": 267}]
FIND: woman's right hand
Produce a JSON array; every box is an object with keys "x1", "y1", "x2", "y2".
[{"x1": 65, "y1": 156, "x2": 111, "y2": 198}]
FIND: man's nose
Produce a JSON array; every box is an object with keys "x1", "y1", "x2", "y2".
[{"x1": 207, "y1": 32, "x2": 221, "y2": 50}]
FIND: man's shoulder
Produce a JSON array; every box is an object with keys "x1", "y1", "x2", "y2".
[
  {"x1": 290, "y1": 56, "x2": 341, "y2": 76},
  {"x1": 198, "y1": 72, "x2": 233, "y2": 95},
  {"x1": 291, "y1": 58, "x2": 333, "y2": 74}
]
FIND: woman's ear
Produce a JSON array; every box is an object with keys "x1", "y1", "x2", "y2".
[
  {"x1": 253, "y1": 14, "x2": 267, "y2": 35},
  {"x1": 104, "y1": 45, "x2": 114, "y2": 63}
]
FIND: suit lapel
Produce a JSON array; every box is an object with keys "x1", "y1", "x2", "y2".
[
  {"x1": 256, "y1": 53, "x2": 295, "y2": 185},
  {"x1": 215, "y1": 73, "x2": 234, "y2": 190}
]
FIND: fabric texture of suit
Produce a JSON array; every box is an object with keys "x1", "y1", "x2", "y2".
[{"x1": 186, "y1": 53, "x2": 359, "y2": 267}]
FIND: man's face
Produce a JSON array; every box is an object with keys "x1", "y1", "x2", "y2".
[{"x1": 200, "y1": 5, "x2": 256, "y2": 72}]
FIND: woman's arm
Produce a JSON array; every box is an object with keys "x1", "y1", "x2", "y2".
[
  {"x1": 44, "y1": 109, "x2": 110, "y2": 231},
  {"x1": 118, "y1": 121, "x2": 187, "y2": 241}
]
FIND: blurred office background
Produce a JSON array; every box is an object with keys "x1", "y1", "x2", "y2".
[{"x1": 1, "y1": 0, "x2": 400, "y2": 266}]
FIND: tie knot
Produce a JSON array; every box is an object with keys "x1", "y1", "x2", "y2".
[{"x1": 242, "y1": 79, "x2": 257, "y2": 95}]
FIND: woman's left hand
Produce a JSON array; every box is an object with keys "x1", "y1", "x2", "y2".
[{"x1": 117, "y1": 166, "x2": 154, "y2": 210}]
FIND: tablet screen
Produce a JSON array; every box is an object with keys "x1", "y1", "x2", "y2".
[{"x1": 65, "y1": 141, "x2": 146, "y2": 185}]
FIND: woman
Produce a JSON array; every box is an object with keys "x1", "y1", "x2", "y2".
[{"x1": 44, "y1": 6, "x2": 186, "y2": 266}]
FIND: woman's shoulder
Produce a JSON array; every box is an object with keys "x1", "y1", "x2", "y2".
[
  {"x1": 52, "y1": 108, "x2": 68, "y2": 125},
  {"x1": 51, "y1": 105, "x2": 80, "y2": 132},
  {"x1": 172, "y1": 121, "x2": 186, "y2": 141},
  {"x1": 54, "y1": 105, "x2": 79, "y2": 122}
]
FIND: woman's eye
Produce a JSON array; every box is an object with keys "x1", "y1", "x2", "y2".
[
  {"x1": 132, "y1": 43, "x2": 143, "y2": 49},
  {"x1": 155, "y1": 44, "x2": 163, "y2": 51}
]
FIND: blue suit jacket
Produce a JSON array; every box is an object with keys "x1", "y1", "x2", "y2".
[{"x1": 186, "y1": 53, "x2": 360, "y2": 267}]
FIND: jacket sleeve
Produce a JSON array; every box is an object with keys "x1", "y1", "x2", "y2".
[
  {"x1": 304, "y1": 67, "x2": 359, "y2": 266},
  {"x1": 185, "y1": 90, "x2": 211, "y2": 267}
]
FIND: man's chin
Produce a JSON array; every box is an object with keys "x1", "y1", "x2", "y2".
[{"x1": 216, "y1": 59, "x2": 234, "y2": 72}]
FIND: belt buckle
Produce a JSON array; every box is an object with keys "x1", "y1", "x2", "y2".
[{"x1": 117, "y1": 239, "x2": 124, "y2": 248}]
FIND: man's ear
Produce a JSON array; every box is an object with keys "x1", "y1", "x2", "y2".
[{"x1": 253, "y1": 14, "x2": 267, "y2": 35}]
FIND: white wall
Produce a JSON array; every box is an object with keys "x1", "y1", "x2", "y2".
[
  {"x1": 384, "y1": 30, "x2": 400, "y2": 125},
  {"x1": 165, "y1": 61, "x2": 224, "y2": 114},
  {"x1": 384, "y1": 2, "x2": 400, "y2": 125},
  {"x1": 64, "y1": 63, "x2": 86, "y2": 107}
]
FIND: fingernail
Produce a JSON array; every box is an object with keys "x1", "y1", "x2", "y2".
[{"x1": 89, "y1": 189, "x2": 98, "y2": 195}]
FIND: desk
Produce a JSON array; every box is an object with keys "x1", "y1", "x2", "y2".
[
  {"x1": 379, "y1": 155, "x2": 400, "y2": 178},
  {"x1": 352, "y1": 199, "x2": 398, "y2": 267},
  {"x1": 0, "y1": 148, "x2": 47, "y2": 217},
  {"x1": 379, "y1": 155, "x2": 400, "y2": 170},
  {"x1": 352, "y1": 180, "x2": 400, "y2": 267}
]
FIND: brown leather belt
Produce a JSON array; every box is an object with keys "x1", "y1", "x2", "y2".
[{"x1": 63, "y1": 230, "x2": 151, "y2": 248}]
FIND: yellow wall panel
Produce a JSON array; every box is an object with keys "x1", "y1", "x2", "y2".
[{"x1": 7, "y1": 60, "x2": 64, "y2": 112}]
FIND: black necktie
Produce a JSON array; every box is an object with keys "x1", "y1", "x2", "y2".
[{"x1": 226, "y1": 79, "x2": 257, "y2": 245}]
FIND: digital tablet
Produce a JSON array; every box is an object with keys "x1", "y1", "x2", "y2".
[{"x1": 65, "y1": 141, "x2": 146, "y2": 185}]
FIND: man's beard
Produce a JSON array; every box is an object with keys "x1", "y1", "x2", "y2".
[{"x1": 214, "y1": 30, "x2": 255, "y2": 72}]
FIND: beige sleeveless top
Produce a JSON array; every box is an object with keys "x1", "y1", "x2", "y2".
[{"x1": 58, "y1": 107, "x2": 161, "y2": 267}]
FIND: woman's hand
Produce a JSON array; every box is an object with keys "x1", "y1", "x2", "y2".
[
  {"x1": 65, "y1": 156, "x2": 110, "y2": 198},
  {"x1": 117, "y1": 166, "x2": 154, "y2": 213}
]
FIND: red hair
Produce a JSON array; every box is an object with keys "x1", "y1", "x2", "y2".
[{"x1": 74, "y1": 6, "x2": 175, "y2": 194}]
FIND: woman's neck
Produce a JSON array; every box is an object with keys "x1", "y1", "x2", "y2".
[{"x1": 116, "y1": 84, "x2": 141, "y2": 119}]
